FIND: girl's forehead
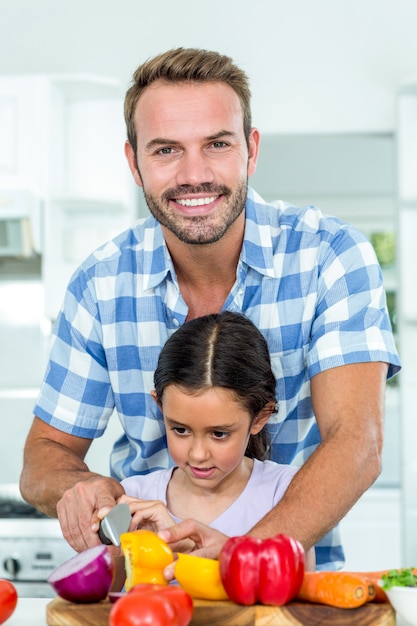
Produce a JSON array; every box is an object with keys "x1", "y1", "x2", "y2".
[
  {"x1": 162, "y1": 385, "x2": 250, "y2": 426},
  {"x1": 163, "y1": 384, "x2": 239, "y2": 404}
]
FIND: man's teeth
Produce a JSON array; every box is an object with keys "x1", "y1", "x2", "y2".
[{"x1": 176, "y1": 196, "x2": 217, "y2": 207}]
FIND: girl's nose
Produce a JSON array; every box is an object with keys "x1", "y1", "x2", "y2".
[{"x1": 188, "y1": 438, "x2": 210, "y2": 462}]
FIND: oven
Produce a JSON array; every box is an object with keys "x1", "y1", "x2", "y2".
[{"x1": 0, "y1": 484, "x2": 75, "y2": 597}]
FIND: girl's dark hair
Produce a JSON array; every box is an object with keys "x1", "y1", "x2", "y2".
[{"x1": 154, "y1": 311, "x2": 277, "y2": 460}]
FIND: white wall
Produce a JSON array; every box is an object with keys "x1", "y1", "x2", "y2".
[{"x1": 0, "y1": 0, "x2": 417, "y2": 134}]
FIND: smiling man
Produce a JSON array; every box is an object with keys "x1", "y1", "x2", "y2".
[
  {"x1": 20, "y1": 47, "x2": 401, "y2": 571},
  {"x1": 128, "y1": 81, "x2": 253, "y2": 246}
]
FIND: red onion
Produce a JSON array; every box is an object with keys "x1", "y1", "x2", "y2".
[
  {"x1": 48, "y1": 544, "x2": 114, "y2": 603},
  {"x1": 108, "y1": 591, "x2": 126, "y2": 603}
]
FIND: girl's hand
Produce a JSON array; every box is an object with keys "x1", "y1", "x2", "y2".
[
  {"x1": 117, "y1": 495, "x2": 196, "y2": 554},
  {"x1": 116, "y1": 494, "x2": 176, "y2": 534}
]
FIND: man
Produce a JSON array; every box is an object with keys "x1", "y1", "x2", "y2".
[{"x1": 20, "y1": 47, "x2": 400, "y2": 570}]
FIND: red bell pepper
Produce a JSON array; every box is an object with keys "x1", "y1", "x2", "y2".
[{"x1": 219, "y1": 533, "x2": 305, "y2": 606}]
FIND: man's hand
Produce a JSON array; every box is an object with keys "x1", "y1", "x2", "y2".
[
  {"x1": 57, "y1": 476, "x2": 124, "y2": 552},
  {"x1": 158, "y1": 518, "x2": 229, "y2": 580},
  {"x1": 20, "y1": 418, "x2": 125, "y2": 552},
  {"x1": 159, "y1": 519, "x2": 229, "y2": 581}
]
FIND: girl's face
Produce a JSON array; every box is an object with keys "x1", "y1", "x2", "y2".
[{"x1": 156, "y1": 385, "x2": 266, "y2": 493}]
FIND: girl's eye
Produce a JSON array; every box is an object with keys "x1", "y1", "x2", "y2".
[
  {"x1": 172, "y1": 427, "x2": 189, "y2": 435},
  {"x1": 212, "y1": 430, "x2": 229, "y2": 440}
]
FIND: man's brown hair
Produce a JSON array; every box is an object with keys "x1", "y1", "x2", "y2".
[{"x1": 124, "y1": 47, "x2": 252, "y2": 156}]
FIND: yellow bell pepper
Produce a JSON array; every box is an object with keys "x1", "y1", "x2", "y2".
[
  {"x1": 174, "y1": 553, "x2": 229, "y2": 600},
  {"x1": 120, "y1": 529, "x2": 174, "y2": 591}
]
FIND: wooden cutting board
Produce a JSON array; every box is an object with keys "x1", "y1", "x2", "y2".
[{"x1": 46, "y1": 597, "x2": 395, "y2": 626}]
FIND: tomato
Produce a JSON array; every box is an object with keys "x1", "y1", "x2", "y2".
[
  {"x1": 145, "y1": 586, "x2": 193, "y2": 626},
  {"x1": 0, "y1": 580, "x2": 17, "y2": 625},
  {"x1": 109, "y1": 584, "x2": 193, "y2": 626}
]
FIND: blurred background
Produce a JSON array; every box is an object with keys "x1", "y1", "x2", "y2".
[{"x1": 0, "y1": 0, "x2": 416, "y2": 582}]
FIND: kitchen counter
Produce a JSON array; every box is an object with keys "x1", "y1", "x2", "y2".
[
  {"x1": 6, "y1": 597, "x2": 410, "y2": 626},
  {"x1": 8, "y1": 598, "x2": 49, "y2": 626}
]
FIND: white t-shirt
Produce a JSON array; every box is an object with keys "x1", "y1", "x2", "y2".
[{"x1": 121, "y1": 458, "x2": 298, "y2": 536}]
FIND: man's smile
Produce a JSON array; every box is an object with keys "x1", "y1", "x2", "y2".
[{"x1": 175, "y1": 196, "x2": 218, "y2": 207}]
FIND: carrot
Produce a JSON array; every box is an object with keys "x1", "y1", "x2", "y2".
[
  {"x1": 344, "y1": 569, "x2": 417, "y2": 603},
  {"x1": 296, "y1": 571, "x2": 375, "y2": 608}
]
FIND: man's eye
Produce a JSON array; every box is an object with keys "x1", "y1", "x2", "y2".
[
  {"x1": 157, "y1": 147, "x2": 175, "y2": 155},
  {"x1": 211, "y1": 141, "x2": 228, "y2": 149}
]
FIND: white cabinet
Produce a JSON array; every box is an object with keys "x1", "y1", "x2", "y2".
[
  {"x1": 0, "y1": 74, "x2": 138, "y2": 319},
  {"x1": 42, "y1": 76, "x2": 138, "y2": 319},
  {"x1": 0, "y1": 76, "x2": 48, "y2": 195},
  {"x1": 0, "y1": 78, "x2": 48, "y2": 254},
  {"x1": 397, "y1": 81, "x2": 417, "y2": 567}
]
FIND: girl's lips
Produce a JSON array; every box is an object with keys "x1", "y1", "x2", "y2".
[{"x1": 189, "y1": 466, "x2": 217, "y2": 479}]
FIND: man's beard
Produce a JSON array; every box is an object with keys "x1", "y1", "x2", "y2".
[{"x1": 142, "y1": 180, "x2": 248, "y2": 245}]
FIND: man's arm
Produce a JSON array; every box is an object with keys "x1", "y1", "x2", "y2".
[
  {"x1": 20, "y1": 417, "x2": 125, "y2": 552},
  {"x1": 158, "y1": 362, "x2": 387, "y2": 564},
  {"x1": 248, "y1": 361, "x2": 387, "y2": 549}
]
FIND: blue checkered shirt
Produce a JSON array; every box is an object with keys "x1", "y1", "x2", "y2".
[{"x1": 34, "y1": 187, "x2": 401, "y2": 569}]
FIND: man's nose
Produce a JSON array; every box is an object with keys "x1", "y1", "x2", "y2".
[{"x1": 175, "y1": 150, "x2": 214, "y2": 187}]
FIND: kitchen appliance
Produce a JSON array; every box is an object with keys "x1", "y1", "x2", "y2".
[{"x1": 0, "y1": 484, "x2": 75, "y2": 598}]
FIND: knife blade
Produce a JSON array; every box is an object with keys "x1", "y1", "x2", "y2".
[{"x1": 98, "y1": 502, "x2": 131, "y2": 547}]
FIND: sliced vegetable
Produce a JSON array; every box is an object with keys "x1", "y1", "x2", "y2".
[
  {"x1": 109, "y1": 583, "x2": 193, "y2": 626},
  {"x1": 381, "y1": 567, "x2": 417, "y2": 590},
  {"x1": 174, "y1": 553, "x2": 228, "y2": 600},
  {"x1": 0, "y1": 579, "x2": 17, "y2": 625},
  {"x1": 47, "y1": 544, "x2": 114, "y2": 603},
  {"x1": 120, "y1": 529, "x2": 174, "y2": 591},
  {"x1": 109, "y1": 591, "x2": 126, "y2": 604},
  {"x1": 219, "y1": 533, "x2": 305, "y2": 606},
  {"x1": 296, "y1": 571, "x2": 375, "y2": 608}
]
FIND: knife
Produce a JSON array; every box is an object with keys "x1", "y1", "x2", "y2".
[{"x1": 98, "y1": 502, "x2": 131, "y2": 547}]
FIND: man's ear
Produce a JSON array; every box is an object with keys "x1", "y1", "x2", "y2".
[
  {"x1": 151, "y1": 389, "x2": 163, "y2": 411},
  {"x1": 249, "y1": 401, "x2": 277, "y2": 435},
  {"x1": 124, "y1": 140, "x2": 143, "y2": 188},
  {"x1": 247, "y1": 127, "x2": 261, "y2": 178}
]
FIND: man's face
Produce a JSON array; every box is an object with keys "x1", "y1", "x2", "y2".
[{"x1": 125, "y1": 80, "x2": 259, "y2": 245}]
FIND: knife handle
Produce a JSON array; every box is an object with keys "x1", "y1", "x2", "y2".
[{"x1": 98, "y1": 523, "x2": 112, "y2": 545}]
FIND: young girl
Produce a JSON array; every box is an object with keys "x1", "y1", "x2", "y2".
[{"x1": 117, "y1": 311, "x2": 315, "y2": 569}]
